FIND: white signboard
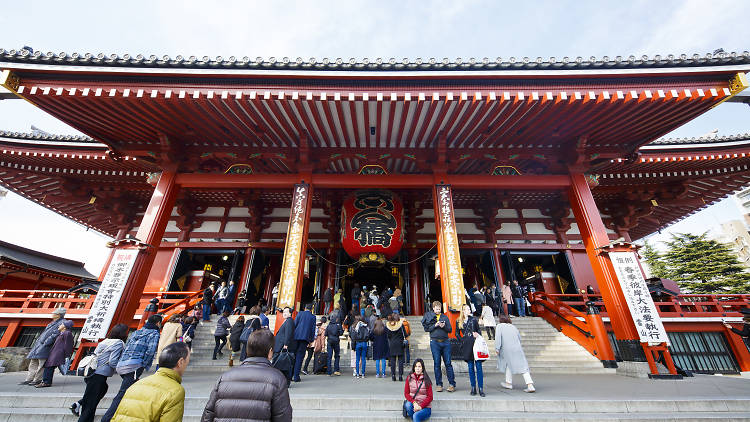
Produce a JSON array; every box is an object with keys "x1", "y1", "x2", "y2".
[
  {"x1": 80, "y1": 249, "x2": 139, "y2": 340},
  {"x1": 609, "y1": 251, "x2": 669, "y2": 345}
]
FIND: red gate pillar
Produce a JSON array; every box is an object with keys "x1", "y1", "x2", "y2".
[
  {"x1": 237, "y1": 247, "x2": 254, "y2": 307},
  {"x1": 408, "y1": 250, "x2": 424, "y2": 315},
  {"x1": 568, "y1": 173, "x2": 640, "y2": 355},
  {"x1": 321, "y1": 248, "x2": 336, "y2": 313},
  {"x1": 110, "y1": 171, "x2": 180, "y2": 328}
]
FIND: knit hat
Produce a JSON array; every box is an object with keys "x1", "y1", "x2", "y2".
[{"x1": 52, "y1": 308, "x2": 67, "y2": 316}]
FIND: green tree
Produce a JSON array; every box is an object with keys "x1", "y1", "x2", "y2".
[
  {"x1": 640, "y1": 241, "x2": 669, "y2": 278},
  {"x1": 661, "y1": 232, "x2": 750, "y2": 294}
]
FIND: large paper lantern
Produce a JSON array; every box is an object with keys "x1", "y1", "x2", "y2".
[{"x1": 341, "y1": 190, "x2": 404, "y2": 260}]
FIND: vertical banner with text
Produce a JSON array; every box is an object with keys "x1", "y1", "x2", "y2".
[
  {"x1": 434, "y1": 184, "x2": 465, "y2": 311},
  {"x1": 80, "y1": 249, "x2": 139, "y2": 340},
  {"x1": 277, "y1": 183, "x2": 311, "y2": 311},
  {"x1": 609, "y1": 251, "x2": 669, "y2": 345}
]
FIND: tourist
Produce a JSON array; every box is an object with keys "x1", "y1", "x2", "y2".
[
  {"x1": 457, "y1": 304, "x2": 484, "y2": 396},
  {"x1": 481, "y1": 303, "x2": 496, "y2": 340},
  {"x1": 189, "y1": 304, "x2": 202, "y2": 322},
  {"x1": 325, "y1": 314, "x2": 344, "y2": 376},
  {"x1": 201, "y1": 329, "x2": 293, "y2": 422},
  {"x1": 379, "y1": 289, "x2": 392, "y2": 316},
  {"x1": 495, "y1": 313, "x2": 535, "y2": 392},
  {"x1": 229, "y1": 315, "x2": 245, "y2": 366},
  {"x1": 302, "y1": 317, "x2": 324, "y2": 375},
  {"x1": 511, "y1": 280, "x2": 526, "y2": 317},
  {"x1": 501, "y1": 281, "x2": 513, "y2": 316},
  {"x1": 351, "y1": 283, "x2": 361, "y2": 313},
  {"x1": 335, "y1": 288, "x2": 345, "y2": 313},
  {"x1": 368, "y1": 307, "x2": 378, "y2": 331},
  {"x1": 70, "y1": 323, "x2": 128, "y2": 421},
  {"x1": 273, "y1": 307, "x2": 296, "y2": 385},
  {"x1": 372, "y1": 318, "x2": 389, "y2": 378},
  {"x1": 323, "y1": 287, "x2": 334, "y2": 315},
  {"x1": 391, "y1": 288, "x2": 404, "y2": 314},
  {"x1": 240, "y1": 306, "x2": 262, "y2": 360},
  {"x1": 21, "y1": 307, "x2": 68, "y2": 386},
  {"x1": 421, "y1": 301, "x2": 455, "y2": 392},
  {"x1": 215, "y1": 281, "x2": 229, "y2": 315},
  {"x1": 213, "y1": 310, "x2": 231, "y2": 360},
  {"x1": 359, "y1": 291, "x2": 368, "y2": 316},
  {"x1": 259, "y1": 305, "x2": 270, "y2": 329},
  {"x1": 202, "y1": 283, "x2": 215, "y2": 321},
  {"x1": 291, "y1": 303, "x2": 316, "y2": 382},
  {"x1": 350, "y1": 315, "x2": 370, "y2": 377},
  {"x1": 401, "y1": 314, "x2": 412, "y2": 363},
  {"x1": 271, "y1": 283, "x2": 279, "y2": 310},
  {"x1": 36, "y1": 319, "x2": 74, "y2": 388},
  {"x1": 328, "y1": 302, "x2": 342, "y2": 325},
  {"x1": 484, "y1": 287, "x2": 498, "y2": 317},
  {"x1": 235, "y1": 290, "x2": 247, "y2": 314},
  {"x1": 227, "y1": 280, "x2": 237, "y2": 312},
  {"x1": 403, "y1": 358, "x2": 433, "y2": 422},
  {"x1": 109, "y1": 342, "x2": 190, "y2": 422},
  {"x1": 101, "y1": 314, "x2": 162, "y2": 422},
  {"x1": 343, "y1": 308, "x2": 356, "y2": 332},
  {"x1": 386, "y1": 313, "x2": 406, "y2": 381},
  {"x1": 369, "y1": 288, "x2": 379, "y2": 315},
  {"x1": 155, "y1": 315, "x2": 183, "y2": 369},
  {"x1": 181, "y1": 316, "x2": 197, "y2": 350}
]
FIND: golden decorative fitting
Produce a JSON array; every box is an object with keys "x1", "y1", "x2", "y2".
[
  {"x1": 729, "y1": 72, "x2": 749, "y2": 94},
  {"x1": 0, "y1": 70, "x2": 20, "y2": 92}
]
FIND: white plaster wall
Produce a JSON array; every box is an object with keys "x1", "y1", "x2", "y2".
[
  {"x1": 309, "y1": 208, "x2": 325, "y2": 218},
  {"x1": 228, "y1": 207, "x2": 251, "y2": 217},
  {"x1": 418, "y1": 222, "x2": 436, "y2": 235},
  {"x1": 165, "y1": 220, "x2": 179, "y2": 233},
  {"x1": 268, "y1": 208, "x2": 291, "y2": 218},
  {"x1": 420, "y1": 209, "x2": 434, "y2": 218},
  {"x1": 497, "y1": 223, "x2": 522, "y2": 234},
  {"x1": 308, "y1": 222, "x2": 325, "y2": 234},
  {"x1": 200, "y1": 207, "x2": 226, "y2": 217},
  {"x1": 521, "y1": 209, "x2": 544, "y2": 218},
  {"x1": 525, "y1": 222, "x2": 553, "y2": 235},
  {"x1": 266, "y1": 221, "x2": 289, "y2": 233},
  {"x1": 193, "y1": 221, "x2": 222, "y2": 232},
  {"x1": 497, "y1": 209, "x2": 518, "y2": 218},
  {"x1": 566, "y1": 223, "x2": 580, "y2": 235},
  {"x1": 225, "y1": 221, "x2": 250, "y2": 233},
  {"x1": 170, "y1": 206, "x2": 179, "y2": 217},
  {"x1": 455, "y1": 222, "x2": 482, "y2": 235},
  {"x1": 454, "y1": 209, "x2": 477, "y2": 218}
]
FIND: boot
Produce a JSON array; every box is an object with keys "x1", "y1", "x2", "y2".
[
  {"x1": 399, "y1": 375, "x2": 403, "y2": 382},
  {"x1": 228, "y1": 358, "x2": 234, "y2": 367},
  {"x1": 392, "y1": 374, "x2": 396, "y2": 381},
  {"x1": 470, "y1": 387, "x2": 477, "y2": 396},
  {"x1": 479, "y1": 388, "x2": 485, "y2": 397}
]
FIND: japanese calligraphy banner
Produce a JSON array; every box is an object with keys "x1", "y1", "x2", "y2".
[
  {"x1": 277, "y1": 183, "x2": 310, "y2": 310},
  {"x1": 609, "y1": 251, "x2": 669, "y2": 345},
  {"x1": 80, "y1": 248, "x2": 139, "y2": 341},
  {"x1": 434, "y1": 184, "x2": 465, "y2": 311}
]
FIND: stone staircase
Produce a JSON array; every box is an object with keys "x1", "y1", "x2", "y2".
[{"x1": 186, "y1": 315, "x2": 614, "y2": 375}]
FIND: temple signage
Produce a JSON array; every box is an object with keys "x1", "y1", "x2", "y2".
[
  {"x1": 609, "y1": 251, "x2": 669, "y2": 345},
  {"x1": 277, "y1": 183, "x2": 310, "y2": 310},
  {"x1": 434, "y1": 184, "x2": 465, "y2": 311},
  {"x1": 80, "y1": 249, "x2": 139, "y2": 340}
]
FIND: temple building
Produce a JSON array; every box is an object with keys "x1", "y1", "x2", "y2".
[{"x1": 1, "y1": 49, "x2": 750, "y2": 375}]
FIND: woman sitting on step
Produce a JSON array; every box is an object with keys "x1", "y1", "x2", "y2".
[
  {"x1": 495, "y1": 313, "x2": 535, "y2": 392},
  {"x1": 403, "y1": 358, "x2": 433, "y2": 422}
]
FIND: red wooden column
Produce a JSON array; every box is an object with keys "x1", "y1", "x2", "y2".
[
  {"x1": 408, "y1": 249, "x2": 424, "y2": 315},
  {"x1": 492, "y1": 248, "x2": 506, "y2": 289},
  {"x1": 110, "y1": 171, "x2": 180, "y2": 328},
  {"x1": 237, "y1": 247, "x2": 254, "y2": 304},
  {"x1": 321, "y1": 248, "x2": 336, "y2": 312},
  {"x1": 568, "y1": 173, "x2": 640, "y2": 352}
]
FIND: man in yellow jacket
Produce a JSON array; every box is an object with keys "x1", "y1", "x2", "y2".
[{"x1": 112, "y1": 341, "x2": 190, "y2": 422}]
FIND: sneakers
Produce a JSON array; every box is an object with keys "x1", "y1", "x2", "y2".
[
  {"x1": 69, "y1": 402, "x2": 81, "y2": 417},
  {"x1": 18, "y1": 381, "x2": 32, "y2": 385},
  {"x1": 334, "y1": 371, "x2": 341, "y2": 376},
  {"x1": 436, "y1": 385, "x2": 443, "y2": 392},
  {"x1": 446, "y1": 385, "x2": 455, "y2": 393},
  {"x1": 301, "y1": 370, "x2": 308, "y2": 375},
  {"x1": 524, "y1": 384, "x2": 536, "y2": 393},
  {"x1": 500, "y1": 382, "x2": 513, "y2": 390},
  {"x1": 35, "y1": 382, "x2": 51, "y2": 388}
]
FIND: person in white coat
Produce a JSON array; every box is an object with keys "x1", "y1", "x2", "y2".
[
  {"x1": 480, "y1": 304, "x2": 496, "y2": 340},
  {"x1": 495, "y1": 313, "x2": 535, "y2": 392}
]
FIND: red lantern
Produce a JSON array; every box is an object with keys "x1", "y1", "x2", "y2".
[{"x1": 341, "y1": 190, "x2": 404, "y2": 260}]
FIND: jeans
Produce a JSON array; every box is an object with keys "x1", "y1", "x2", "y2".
[
  {"x1": 506, "y1": 303, "x2": 513, "y2": 316},
  {"x1": 292, "y1": 342, "x2": 308, "y2": 381},
  {"x1": 25, "y1": 358, "x2": 46, "y2": 383},
  {"x1": 41, "y1": 366, "x2": 55, "y2": 385},
  {"x1": 240, "y1": 343, "x2": 247, "y2": 361},
  {"x1": 101, "y1": 367, "x2": 144, "y2": 422},
  {"x1": 77, "y1": 373, "x2": 108, "y2": 422},
  {"x1": 405, "y1": 340, "x2": 410, "y2": 363},
  {"x1": 303, "y1": 347, "x2": 314, "y2": 372},
  {"x1": 327, "y1": 340, "x2": 340, "y2": 374},
  {"x1": 324, "y1": 302, "x2": 332, "y2": 314},
  {"x1": 375, "y1": 358, "x2": 386, "y2": 376},
  {"x1": 404, "y1": 401, "x2": 432, "y2": 422},
  {"x1": 485, "y1": 326, "x2": 495, "y2": 340},
  {"x1": 202, "y1": 302, "x2": 211, "y2": 321},
  {"x1": 429, "y1": 340, "x2": 455, "y2": 387},
  {"x1": 355, "y1": 342, "x2": 368, "y2": 375},
  {"x1": 389, "y1": 355, "x2": 404, "y2": 378},
  {"x1": 466, "y1": 360, "x2": 484, "y2": 389},
  {"x1": 213, "y1": 335, "x2": 227, "y2": 359},
  {"x1": 514, "y1": 298, "x2": 526, "y2": 317}
]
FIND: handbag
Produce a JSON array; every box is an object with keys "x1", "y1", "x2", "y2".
[
  {"x1": 403, "y1": 377, "x2": 424, "y2": 418},
  {"x1": 473, "y1": 335, "x2": 490, "y2": 361},
  {"x1": 77, "y1": 353, "x2": 98, "y2": 377}
]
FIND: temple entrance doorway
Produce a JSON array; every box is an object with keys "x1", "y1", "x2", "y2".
[
  {"x1": 167, "y1": 249, "x2": 245, "y2": 293},
  {"x1": 501, "y1": 251, "x2": 578, "y2": 294}
]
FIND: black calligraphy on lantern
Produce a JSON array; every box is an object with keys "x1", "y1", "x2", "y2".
[{"x1": 350, "y1": 190, "x2": 397, "y2": 248}]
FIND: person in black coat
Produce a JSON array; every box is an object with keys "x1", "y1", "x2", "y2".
[
  {"x1": 273, "y1": 307, "x2": 296, "y2": 385},
  {"x1": 203, "y1": 284, "x2": 215, "y2": 321},
  {"x1": 325, "y1": 315, "x2": 344, "y2": 376},
  {"x1": 385, "y1": 313, "x2": 406, "y2": 382},
  {"x1": 228, "y1": 316, "x2": 245, "y2": 365},
  {"x1": 456, "y1": 303, "x2": 485, "y2": 397}
]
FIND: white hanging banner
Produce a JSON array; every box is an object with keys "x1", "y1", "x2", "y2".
[
  {"x1": 80, "y1": 249, "x2": 139, "y2": 341},
  {"x1": 609, "y1": 251, "x2": 669, "y2": 345}
]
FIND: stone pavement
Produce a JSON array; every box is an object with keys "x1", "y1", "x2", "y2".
[{"x1": 0, "y1": 368, "x2": 750, "y2": 420}]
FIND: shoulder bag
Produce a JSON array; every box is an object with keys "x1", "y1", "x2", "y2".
[{"x1": 403, "y1": 377, "x2": 425, "y2": 418}]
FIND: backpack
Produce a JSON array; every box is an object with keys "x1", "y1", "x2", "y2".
[
  {"x1": 239, "y1": 318, "x2": 258, "y2": 342},
  {"x1": 77, "y1": 353, "x2": 98, "y2": 378},
  {"x1": 350, "y1": 323, "x2": 368, "y2": 342}
]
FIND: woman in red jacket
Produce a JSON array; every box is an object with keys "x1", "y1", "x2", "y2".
[{"x1": 403, "y1": 358, "x2": 432, "y2": 421}]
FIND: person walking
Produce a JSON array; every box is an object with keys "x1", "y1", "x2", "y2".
[
  {"x1": 271, "y1": 283, "x2": 279, "y2": 310},
  {"x1": 273, "y1": 307, "x2": 296, "y2": 385},
  {"x1": 190, "y1": 304, "x2": 203, "y2": 322},
  {"x1": 69, "y1": 323, "x2": 128, "y2": 421},
  {"x1": 495, "y1": 314, "x2": 535, "y2": 392},
  {"x1": 291, "y1": 303, "x2": 316, "y2": 382},
  {"x1": 110, "y1": 342, "x2": 190, "y2": 422},
  {"x1": 215, "y1": 281, "x2": 229, "y2": 315},
  {"x1": 201, "y1": 329, "x2": 293, "y2": 422},
  {"x1": 369, "y1": 288, "x2": 380, "y2": 316},
  {"x1": 385, "y1": 313, "x2": 406, "y2": 381},
  {"x1": 480, "y1": 304, "x2": 496, "y2": 340},
  {"x1": 213, "y1": 310, "x2": 231, "y2": 360},
  {"x1": 372, "y1": 318, "x2": 389, "y2": 378},
  {"x1": 401, "y1": 315, "x2": 412, "y2": 364},
  {"x1": 350, "y1": 315, "x2": 370, "y2": 378},
  {"x1": 229, "y1": 315, "x2": 245, "y2": 366},
  {"x1": 36, "y1": 319, "x2": 74, "y2": 388},
  {"x1": 456, "y1": 304, "x2": 485, "y2": 397},
  {"x1": 325, "y1": 314, "x2": 343, "y2": 376},
  {"x1": 501, "y1": 281, "x2": 513, "y2": 316},
  {"x1": 303, "y1": 317, "x2": 325, "y2": 375},
  {"x1": 227, "y1": 280, "x2": 237, "y2": 312},
  {"x1": 155, "y1": 315, "x2": 183, "y2": 369},
  {"x1": 181, "y1": 316, "x2": 197, "y2": 350},
  {"x1": 202, "y1": 284, "x2": 215, "y2": 321},
  {"x1": 101, "y1": 314, "x2": 162, "y2": 422},
  {"x1": 351, "y1": 283, "x2": 361, "y2": 313},
  {"x1": 21, "y1": 307, "x2": 68, "y2": 386},
  {"x1": 511, "y1": 280, "x2": 526, "y2": 317},
  {"x1": 259, "y1": 305, "x2": 270, "y2": 329},
  {"x1": 323, "y1": 287, "x2": 334, "y2": 315},
  {"x1": 421, "y1": 301, "x2": 455, "y2": 392},
  {"x1": 240, "y1": 307, "x2": 262, "y2": 360},
  {"x1": 403, "y1": 358, "x2": 433, "y2": 422},
  {"x1": 328, "y1": 302, "x2": 342, "y2": 326}
]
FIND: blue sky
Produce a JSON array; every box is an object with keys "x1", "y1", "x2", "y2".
[{"x1": 0, "y1": 1, "x2": 749, "y2": 273}]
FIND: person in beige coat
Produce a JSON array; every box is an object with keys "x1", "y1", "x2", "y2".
[{"x1": 155, "y1": 315, "x2": 183, "y2": 369}]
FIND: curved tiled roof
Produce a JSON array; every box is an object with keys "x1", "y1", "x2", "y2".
[
  {"x1": 648, "y1": 132, "x2": 750, "y2": 146},
  {"x1": 0, "y1": 130, "x2": 98, "y2": 144},
  {"x1": 1, "y1": 48, "x2": 749, "y2": 71}
]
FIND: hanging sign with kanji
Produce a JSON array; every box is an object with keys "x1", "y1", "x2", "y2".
[
  {"x1": 609, "y1": 251, "x2": 669, "y2": 345},
  {"x1": 277, "y1": 183, "x2": 311, "y2": 310},
  {"x1": 434, "y1": 184, "x2": 465, "y2": 311},
  {"x1": 80, "y1": 249, "x2": 139, "y2": 340},
  {"x1": 341, "y1": 189, "x2": 404, "y2": 259}
]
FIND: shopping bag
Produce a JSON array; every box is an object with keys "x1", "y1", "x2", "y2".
[{"x1": 472, "y1": 335, "x2": 490, "y2": 361}]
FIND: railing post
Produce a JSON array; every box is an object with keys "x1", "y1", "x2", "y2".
[{"x1": 584, "y1": 300, "x2": 617, "y2": 367}]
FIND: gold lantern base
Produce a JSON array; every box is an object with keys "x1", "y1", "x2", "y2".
[{"x1": 358, "y1": 252, "x2": 386, "y2": 267}]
